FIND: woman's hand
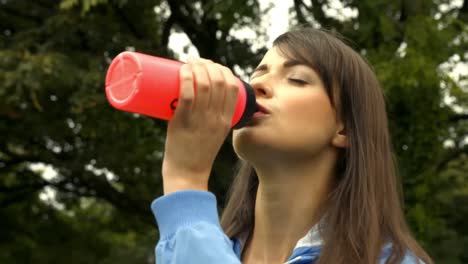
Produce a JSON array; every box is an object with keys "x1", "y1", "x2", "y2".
[{"x1": 161, "y1": 58, "x2": 240, "y2": 194}]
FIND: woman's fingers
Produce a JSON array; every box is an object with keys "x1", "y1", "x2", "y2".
[
  {"x1": 163, "y1": 58, "x2": 241, "y2": 193},
  {"x1": 187, "y1": 58, "x2": 211, "y2": 117},
  {"x1": 220, "y1": 66, "x2": 240, "y2": 123},
  {"x1": 181, "y1": 58, "x2": 239, "y2": 127},
  {"x1": 175, "y1": 64, "x2": 195, "y2": 127},
  {"x1": 204, "y1": 62, "x2": 227, "y2": 115}
]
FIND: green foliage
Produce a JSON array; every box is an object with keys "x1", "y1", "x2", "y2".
[
  {"x1": 291, "y1": 0, "x2": 468, "y2": 262},
  {"x1": 1, "y1": 0, "x2": 467, "y2": 263},
  {"x1": 0, "y1": 0, "x2": 265, "y2": 263}
]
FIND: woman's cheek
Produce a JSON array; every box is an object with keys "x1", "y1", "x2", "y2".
[{"x1": 283, "y1": 94, "x2": 336, "y2": 143}]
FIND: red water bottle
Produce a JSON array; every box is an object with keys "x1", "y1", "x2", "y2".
[{"x1": 105, "y1": 51, "x2": 257, "y2": 129}]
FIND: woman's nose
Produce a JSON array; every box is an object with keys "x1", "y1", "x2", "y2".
[{"x1": 250, "y1": 77, "x2": 273, "y2": 98}]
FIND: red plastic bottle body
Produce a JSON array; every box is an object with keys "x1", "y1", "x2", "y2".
[{"x1": 105, "y1": 51, "x2": 252, "y2": 128}]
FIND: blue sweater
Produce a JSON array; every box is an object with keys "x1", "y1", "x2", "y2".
[{"x1": 151, "y1": 190, "x2": 424, "y2": 264}]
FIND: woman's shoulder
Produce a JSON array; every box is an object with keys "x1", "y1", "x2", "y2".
[
  {"x1": 380, "y1": 244, "x2": 426, "y2": 264},
  {"x1": 399, "y1": 253, "x2": 426, "y2": 264}
]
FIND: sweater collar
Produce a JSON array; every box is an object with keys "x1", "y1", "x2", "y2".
[{"x1": 233, "y1": 223, "x2": 323, "y2": 263}]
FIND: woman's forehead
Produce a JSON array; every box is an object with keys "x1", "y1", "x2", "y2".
[
  {"x1": 255, "y1": 46, "x2": 317, "y2": 74},
  {"x1": 259, "y1": 47, "x2": 288, "y2": 64}
]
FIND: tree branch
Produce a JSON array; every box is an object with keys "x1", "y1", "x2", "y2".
[
  {"x1": 293, "y1": 0, "x2": 309, "y2": 25},
  {"x1": 0, "y1": 179, "x2": 49, "y2": 208},
  {"x1": 0, "y1": 5, "x2": 43, "y2": 23},
  {"x1": 449, "y1": 113, "x2": 468, "y2": 123},
  {"x1": 110, "y1": 2, "x2": 145, "y2": 39},
  {"x1": 161, "y1": 12, "x2": 176, "y2": 55},
  {"x1": 167, "y1": 0, "x2": 219, "y2": 59},
  {"x1": 459, "y1": 0, "x2": 468, "y2": 23},
  {"x1": 436, "y1": 145, "x2": 468, "y2": 173},
  {"x1": 310, "y1": 0, "x2": 335, "y2": 26},
  {"x1": 78, "y1": 173, "x2": 155, "y2": 225},
  {"x1": 0, "y1": 181, "x2": 49, "y2": 193}
]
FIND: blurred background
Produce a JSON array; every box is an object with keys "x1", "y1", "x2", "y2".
[{"x1": 0, "y1": 0, "x2": 467, "y2": 263}]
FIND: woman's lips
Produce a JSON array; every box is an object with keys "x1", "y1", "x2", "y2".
[
  {"x1": 252, "y1": 111, "x2": 269, "y2": 118},
  {"x1": 245, "y1": 102, "x2": 271, "y2": 125},
  {"x1": 256, "y1": 103, "x2": 271, "y2": 114}
]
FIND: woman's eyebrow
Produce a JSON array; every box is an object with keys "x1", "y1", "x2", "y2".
[
  {"x1": 252, "y1": 64, "x2": 268, "y2": 75},
  {"x1": 283, "y1": 59, "x2": 305, "y2": 68},
  {"x1": 251, "y1": 59, "x2": 306, "y2": 75}
]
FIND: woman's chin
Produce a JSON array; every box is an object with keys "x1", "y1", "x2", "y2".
[{"x1": 233, "y1": 137, "x2": 275, "y2": 162}]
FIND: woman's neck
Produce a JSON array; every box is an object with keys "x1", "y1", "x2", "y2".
[{"x1": 242, "y1": 149, "x2": 337, "y2": 264}]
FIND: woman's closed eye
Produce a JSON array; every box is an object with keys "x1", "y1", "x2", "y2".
[{"x1": 288, "y1": 78, "x2": 308, "y2": 86}]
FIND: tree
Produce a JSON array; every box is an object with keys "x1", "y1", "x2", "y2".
[
  {"x1": 0, "y1": 0, "x2": 265, "y2": 263},
  {"x1": 292, "y1": 0, "x2": 468, "y2": 263},
  {"x1": 0, "y1": 0, "x2": 467, "y2": 263}
]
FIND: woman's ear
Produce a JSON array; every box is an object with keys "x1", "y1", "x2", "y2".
[{"x1": 332, "y1": 122, "x2": 348, "y2": 148}]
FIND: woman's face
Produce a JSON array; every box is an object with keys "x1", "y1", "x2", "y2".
[{"x1": 232, "y1": 47, "x2": 345, "y2": 162}]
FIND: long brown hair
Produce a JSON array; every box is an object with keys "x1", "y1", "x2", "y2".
[{"x1": 220, "y1": 28, "x2": 433, "y2": 264}]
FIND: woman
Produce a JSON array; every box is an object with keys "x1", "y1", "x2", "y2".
[{"x1": 151, "y1": 27, "x2": 433, "y2": 264}]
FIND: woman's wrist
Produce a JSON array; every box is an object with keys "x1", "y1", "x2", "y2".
[{"x1": 162, "y1": 172, "x2": 209, "y2": 194}]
